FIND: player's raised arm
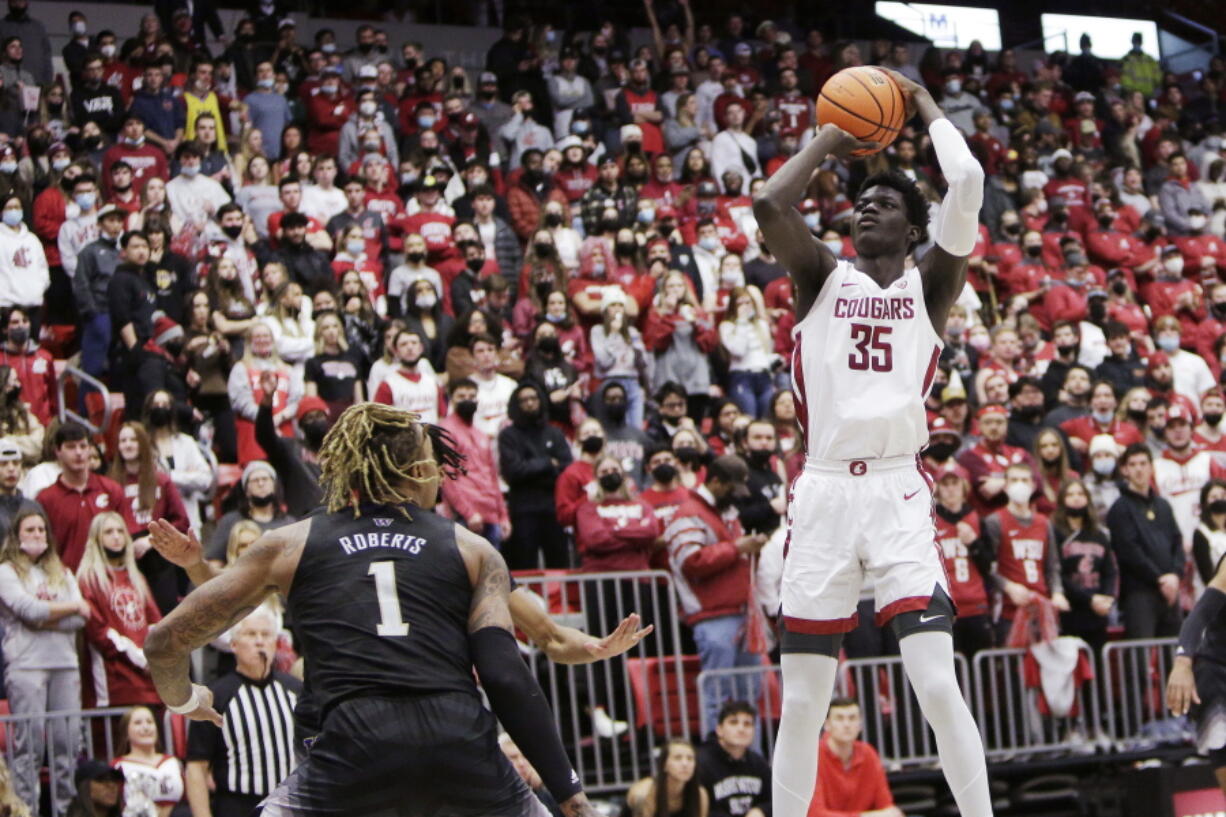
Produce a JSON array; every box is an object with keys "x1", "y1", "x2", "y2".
[
  {"x1": 144, "y1": 521, "x2": 301, "y2": 723},
  {"x1": 752, "y1": 124, "x2": 876, "y2": 314},
  {"x1": 883, "y1": 69, "x2": 985, "y2": 333},
  {"x1": 460, "y1": 529, "x2": 597, "y2": 817}
]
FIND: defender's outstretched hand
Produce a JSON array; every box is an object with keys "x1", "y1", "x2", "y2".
[
  {"x1": 583, "y1": 613, "x2": 654, "y2": 659},
  {"x1": 148, "y1": 519, "x2": 203, "y2": 568}
]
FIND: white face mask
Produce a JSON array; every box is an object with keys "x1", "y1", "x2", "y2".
[
  {"x1": 415, "y1": 293, "x2": 437, "y2": 309},
  {"x1": 1164, "y1": 257, "x2": 1185, "y2": 275},
  {"x1": 945, "y1": 80, "x2": 962, "y2": 95},
  {"x1": 968, "y1": 334, "x2": 991, "y2": 352},
  {"x1": 1035, "y1": 199, "x2": 1048, "y2": 213},
  {"x1": 721, "y1": 270, "x2": 744, "y2": 288},
  {"x1": 18, "y1": 538, "x2": 46, "y2": 560},
  {"x1": 1190, "y1": 215, "x2": 1208, "y2": 231},
  {"x1": 1005, "y1": 481, "x2": 1032, "y2": 507},
  {"x1": 359, "y1": 100, "x2": 377, "y2": 117},
  {"x1": 1091, "y1": 409, "x2": 1114, "y2": 424},
  {"x1": 823, "y1": 239, "x2": 842, "y2": 256},
  {"x1": 1092, "y1": 457, "x2": 1116, "y2": 476},
  {"x1": 100, "y1": 43, "x2": 116, "y2": 59},
  {"x1": 71, "y1": 20, "x2": 86, "y2": 36},
  {"x1": 803, "y1": 213, "x2": 820, "y2": 231}
]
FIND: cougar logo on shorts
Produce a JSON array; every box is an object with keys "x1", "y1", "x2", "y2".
[{"x1": 849, "y1": 461, "x2": 866, "y2": 476}]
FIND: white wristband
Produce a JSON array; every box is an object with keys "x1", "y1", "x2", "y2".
[{"x1": 166, "y1": 687, "x2": 202, "y2": 715}]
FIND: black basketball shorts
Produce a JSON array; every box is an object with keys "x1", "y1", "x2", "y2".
[{"x1": 257, "y1": 691, "x2": 549, "y2": 817}]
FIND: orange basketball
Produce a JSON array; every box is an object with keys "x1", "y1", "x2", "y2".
[{"x1": 816, "y1": 66, "x2": 906, "y2": 156}]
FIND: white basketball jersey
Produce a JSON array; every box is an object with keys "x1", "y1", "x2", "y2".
[{"x1": 791, "y1": 260, "x2": 942, "y2": 461}]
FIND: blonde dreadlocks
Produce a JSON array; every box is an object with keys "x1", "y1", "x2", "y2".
[{"x1": 318, "y1": 402, "x2": 465, "y2": 517}]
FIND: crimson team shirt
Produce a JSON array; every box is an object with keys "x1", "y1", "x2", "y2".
[
  {"x1": 934, "y1": 508, "x2": 989, "y2": 617},
  {"x1": 37, "y1": 473, "x2": 133, "y2": 570}
]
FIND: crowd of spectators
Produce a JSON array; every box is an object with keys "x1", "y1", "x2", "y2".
[{"x1": 0, "y1": 0, "x2": 1216, "y2": 812}]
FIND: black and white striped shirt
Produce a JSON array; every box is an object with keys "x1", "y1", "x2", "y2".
[{"x1": 187, "y1": 670, "x2": 302, "y2": 797}]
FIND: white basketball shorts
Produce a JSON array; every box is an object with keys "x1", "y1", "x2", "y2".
[{"x1": 781, "y1": 454, "x2": 950, "y2": 635}]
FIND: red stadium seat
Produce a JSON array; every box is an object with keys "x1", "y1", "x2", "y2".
[{"x1": 626, "y1": 655, "x2": 701, "y2": 739}]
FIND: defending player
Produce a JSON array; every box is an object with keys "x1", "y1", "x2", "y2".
[
  {"x1": 753, "y1": 71, "x2": 991, "y2": 817},
  {"x1": 1167, "y1": 555, "x2": 1226, "y2": 797},
  {"x1": 144, "y1": 404, "x2": 599, "y2": 817}
]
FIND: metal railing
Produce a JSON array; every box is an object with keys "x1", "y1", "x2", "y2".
[
  {"x1": 1101, "y1": 637, "x2": 1185, "y2": 749},
  {"x1": 56, "y1": 363, "x2": 113, "y2": 436},
  {"x1": 512, "y1": 570, "x2": 691, "y2": 794},
  {"x1": 0, "y1": 706, "x2": 131, "y2": 815},
  {"x1": 973, "y1": 644, "x2": 1100, "y2": 761}
]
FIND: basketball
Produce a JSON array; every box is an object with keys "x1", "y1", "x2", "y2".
[{"x1": 816, "y1": 66, "x2": 907, "y2": 156}]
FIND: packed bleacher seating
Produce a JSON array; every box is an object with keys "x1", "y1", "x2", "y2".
[{"x1": 0, "y1": 0, "x2": 1220, "y2": 811}]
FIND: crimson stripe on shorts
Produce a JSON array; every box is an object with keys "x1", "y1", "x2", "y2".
[
  {"x1": 792, "y1": 330, "x2": 810, "y2": 451},
  {"x1": 920, "y1": 343, "x2": 941, "y2": 396},
  {"x1": 783, "y1": 613, "x2": 860, "y2": 635},
  {"x1": 874, "y1": 595, "x2": 932, "y2": 627}
]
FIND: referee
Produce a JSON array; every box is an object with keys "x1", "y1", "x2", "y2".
[{"x1": 186, "y1": 607, "x2": 301, "y2": 817}]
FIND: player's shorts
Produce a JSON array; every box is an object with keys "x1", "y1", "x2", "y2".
[
  {"x1": 258, "y1": 690, "x2": 549, "y2": 817},
  {"x1": 782, "y1": 454, "x2": 950, "y2": 635}
]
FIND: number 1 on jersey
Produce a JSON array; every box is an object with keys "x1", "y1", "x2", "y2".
[{"x1": 369, "y1": 561, "x2": 410, "y2": 637}]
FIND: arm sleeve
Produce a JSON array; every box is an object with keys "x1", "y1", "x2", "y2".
[
  {"x1": 227, "y1": 364, "x2": 259, "y2": 421},
  {"x1": 929, "y1": 118, "x2": 985, "y2": 257},
  {"x1": 1179, "y1": 587, "x2": 1226, "y2": 657},
  {"x1": 470, "y1": 626, "x2": 583, "y2": 803},
  {"x1": 1194, "y1": 529, "x2": 1218, "y2": 585}
]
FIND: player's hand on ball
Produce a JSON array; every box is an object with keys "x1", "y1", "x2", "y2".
[
  {"x1": 818, "y1": 123, "x2": 880, "y2": 159},
  {"x1": 1167, "y1": 657, "x2": 1199, "y2": 716}
]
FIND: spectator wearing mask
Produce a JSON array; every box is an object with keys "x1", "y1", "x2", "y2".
[
  {"x1": 244, "y1": 61, "x2": 293, "y2": 162},
  {"x1": 1053, "y1": 479, "x2": 1116, "y2": 654},
  {"x1": 1060, "y1": 380, "x2": 1143, "y2": 456},
  {"x1": 734, "y1": 419, "x2": 786, "y2": 537},
  {"x1": 440, "y1": 378, "x2": 509, "y2": 548},
  {"x1": 523, "y1": 321, "x2": 582, "y2": 432},
  {"x1": 0, "y1": 437, "x2": 36, "y2": 534},
  {"x1": 981, "y1": 463, "x2": 1069, "y2": 642},
  {"x1": 1108, "y1": 443, "x2": 1185, "y2": 639},
  {"x1": 102, "y1": 116, "x2": 168, "y2": 197},
  {"x1": 0, "y1": 195, "x2": 48, "y2": 325},
  {"x1": 227, "y1": 321, "x2": 301, "y2": 465},
  {"x1": 1142, "y1": 248, "x2": 1203, "y2": 340},
  {"x1": 1005, "y1": 376, "x2": 1047, "y2": 454},
  {"x1": 372, "y1": 329, "x2": 441, "y2": 423},
  {"x1": 107, "y1": 230, "x2": 170, "y2": 420},
  {"x1": 576, "y1": 454, "x2": 660, "y2": 572},
  {"x1": 254, "y1": 387, "x2": 325, "y2": 520},
  {"x1": 506, "y1": 148, "x2": 568, "y2": 242},
  {"x1": 339, "y1": 88, "x2": 398, "y2": 173},
  {"x1": 720, "y1": 287, "x2": 775, "y2": 418},
  {"x1": 73, "y1": 204, "x2": 126, "y2": 380},
  {"x1": 0, "y1": 505, "x2": 88, "y2": 817},
  {"x1": 1196, "y1": 389, "x2": 1226, "y2": 452},
  {"x1": 666, "y1": 454, "x2": 767, "y2": 729},
  {"x1": 166, "y1": 143, "x2": 231, "y2": 229},
  {"x1": 640, "y1": 444, "x2": 691, "y2": 549},
  {"x1": 1153, "y1": 316, "x2": 1216, "y2": 406},
  {"x1": 499, "y1": 381, "x2": 572, "y2": 569},
  {"x1": 1086, "y1": 434, "x2": 1122, "y2": 522},
  {"x1": 808, "y1": 698, "x2": 902, "y2": 817},
  {"x1": 203, "y1": 459, "x2": 285, "y2": 565},
  {"x1": 499, "y1": 91, "x2": 554, "y2": 172},
  {"x1": 36, "y1": 422, "x2": 132, "y2": 571},
  {"x1": 262, "y1": 212, "x2": 334, "y2": 297},
  {"x1": 1193, "y1": 479, "x2": 1226, "y2": 585},
  {"x1": 1175, "y1": 207, "x2": 1226, "y2": 278},
  {"x1": 646, "y1": 382, "x2": 697, "y2": 447},
  {"x1": 185, "y1": 608, "x2": 301, "y2": 817},
  {"x1": 591, "y1": 294, "x2": 651, "y2": 431},
  {"x1": 1043, "y1": 365, "x2": 1093, "y2": 429},
  {"x1": 75, "y1": 511, "x2": 161, "y2": 708},
  {"x1": 555, "y1": 418, "x2": 606, "y2": 529},
  {"x1": 957, "y1": 405, "x2": 1038, "y2": 517},
  {"x1": 697, "y1": 701, "x2": 771, "y2": 817},
  {"x1": 143, "y1": 389, "x2": 214, "y2": 536}
]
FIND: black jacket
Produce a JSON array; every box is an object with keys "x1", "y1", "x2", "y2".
[
  {"x1": 696, "y1": 735, "x2": 772, "y2": 817},
  {"x1": 107, "y1": 262, "x2": 157, "y2": 351},
  {"x1": 498, "y1": 382, "x2": 572, "y2": 512},
  {"x1": 1106, "y1": 484, "x2": 1185, "y2": 597},
  {"x1": 255, "y1": 402, "x2": 322, "y2": 519},
  {"x1": 71, "y1": 83, "x2": 125, "y2": 134},
  {"x1": 1095, "y1": 353, "x2": 1146, "y2": 398},
  {"x1": 256, "y1": 240, "x2": 333, "y2": 296}
]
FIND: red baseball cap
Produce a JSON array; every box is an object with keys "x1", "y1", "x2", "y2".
[
  {"x1": 977, "y1": 404, "x2": 1009, "y2": 420},
  {"x1": 297, "y1": 396, "x2": 330, "y2": 421}
]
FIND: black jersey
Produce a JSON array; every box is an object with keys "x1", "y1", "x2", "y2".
[{"x1": 287, "y1": 503, "x2": 477, "y2": 718}]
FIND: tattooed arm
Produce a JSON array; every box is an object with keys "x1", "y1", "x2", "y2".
[
  {"x1": 458, "y1": 528, "x2": 595, "y2": 817},
  {"x1": 144, "y1": 520, "x2": 306, "y2": 723}
]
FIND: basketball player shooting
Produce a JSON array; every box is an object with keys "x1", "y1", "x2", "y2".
[
  {"x1": 752, "y1": 70, "x2": 991, "y2": 817},
  {"x1": 143, "y1": 404, "x2": 599, "y2": 817}
]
